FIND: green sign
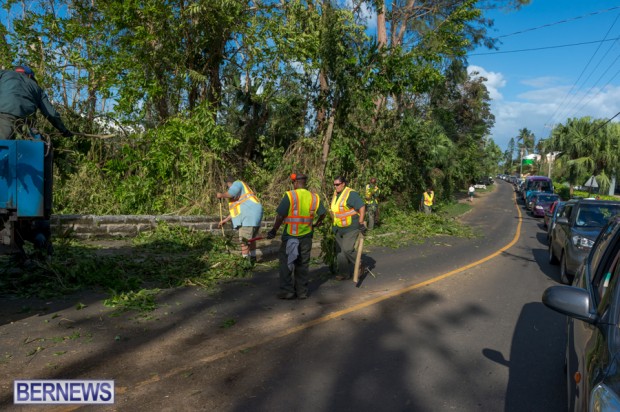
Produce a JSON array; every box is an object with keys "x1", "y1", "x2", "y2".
[{"x1": 522, "y1": 159, "x2": 534, "y2": 165}]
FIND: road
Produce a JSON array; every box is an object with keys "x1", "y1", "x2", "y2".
[
  {"x1": 119, "y1": 181, "x2": 567, "y2": 412},
  {"x1": 0, "y1": 181, "x2": 568, "y2": 411}
]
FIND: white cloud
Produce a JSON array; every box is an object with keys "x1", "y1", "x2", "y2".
[
  {"x1": 469, "y1": 66, "x2": 620, "y2": 151},
  {"x1": 467, "y1": 65, "x2": 505, "y2": 100},
  {"x1": 520, "y1": 76, "x2": 563, "y2": 88}
]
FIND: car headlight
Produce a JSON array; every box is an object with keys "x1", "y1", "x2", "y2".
[
  {"x1": 590, "y1": 383, "x2": 620, "y2": 412},
  {"x1": 572, "y1": 235, "x2": 594, "y2": 248}
]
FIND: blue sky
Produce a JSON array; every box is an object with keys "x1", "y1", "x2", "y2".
[{"x1": 467, "y1": 1, "x2": 620, "y2": 151}]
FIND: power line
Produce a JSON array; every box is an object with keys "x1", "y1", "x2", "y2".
[
  {"x1": 546, "y1": 13, "x2": 620, "y2": 127},
  {"x1": 588, "y1": 112, "x2": 620, "y2": 136},
  {"x1": 468, "y1": 37, "x2": 620, "y2": 56},
  {"x1": 543, "y1": 12, "x2": 620, "y2": 133},
  {"x1": 496, "y1": 6, "x2": 620, "y2": 38}
]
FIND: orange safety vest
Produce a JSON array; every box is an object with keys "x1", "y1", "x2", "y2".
[
  {"x1": 423, "y1": 191, "x2": 434, "y2": 206},
  {"x1": 283, "y1": 189, "x2": 319, "y2": 236},
  {"x1": 228, "y1": 181, "x2": 260, "y2": 218},
  {"x1": 331, "y1": 187, "x2": 358, "y2": 228}
]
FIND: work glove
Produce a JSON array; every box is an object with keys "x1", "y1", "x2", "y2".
[
  {"x1": 266, "y1": 229, "x2": 277, "y2": 240},
  {"x1": 359, "y1": 224, "x2": 367, "y2": 236}
]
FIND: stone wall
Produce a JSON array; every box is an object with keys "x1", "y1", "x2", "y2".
[{"x1": 50, "y1": 215, "x2": 272, "y2": 239}]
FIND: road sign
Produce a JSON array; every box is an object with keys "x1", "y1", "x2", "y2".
[{"x1": 584, "y1": 176, "x2": 599, "y2": 188}]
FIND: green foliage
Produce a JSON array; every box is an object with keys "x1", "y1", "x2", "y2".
[
  {"x1": 104, "y1": 289, "x2": 159, "y2": 313},
  {"x1": 555, "y1": 185, "x2": 570, "y2": 201},
  {"x1": 365, "y1": 208, "x2": 476, "y2": 248},
  {"x1": 4, "y1": 0, "x2": 505, "y2": 218},
  {"x1": 546, "y1": 117, "x2": 620, "y2": 195},
  {"x1": 0, "y1": 223, "x2": 253, "y2": 309}
]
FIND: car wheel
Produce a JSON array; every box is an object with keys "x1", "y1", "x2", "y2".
[
  {"x1": 548, "y1": 242, "x2": 558, "y2": 265},
  {"x1": 560, "y1": 253, "x2": 571, "y2": 285}
]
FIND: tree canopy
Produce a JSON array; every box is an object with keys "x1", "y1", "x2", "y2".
[{"x1": 0, "y1": 0, "x2": 523, "y2": 214}]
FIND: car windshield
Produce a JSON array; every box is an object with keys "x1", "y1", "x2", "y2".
[
  {"x1": 575, "y1": 205, "x2": 620, "y2": 227},
  {"x1": 527, "y1": 180, "x2": 552, "y2": 191},
  {"x1": 537, "y1": 195, "x2": 558, "y2": 202}
]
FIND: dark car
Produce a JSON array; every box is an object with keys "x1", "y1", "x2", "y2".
[
  {"x1": 531, "y1": 193, "x2": 560, "y2": 218},
  {"x1": 545, "y1": 200, "x2": 565, "y2": 237},
  {"x1": 549, "y1": 199, "x2": 620, "y2": 284},
  {"x1": 542, "y1": 214, "x2": 620, "y2": 412}
]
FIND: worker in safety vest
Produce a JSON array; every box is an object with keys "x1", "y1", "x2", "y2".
[
  {"x1": 331, "y1": 176, "x2": 366, "y2": 281},
  {"x1": 364, "y1": 177, "x2": 380, "y2": 230},
  {"x1": 217, "y1": 176, "x2": 263, "y2": 261},
  {"x1": 421, "y1": 187, "x2": 434, "y2": 214},
  {"x1": 266, "y1": 173, "x2": 326, "y2": 299}
]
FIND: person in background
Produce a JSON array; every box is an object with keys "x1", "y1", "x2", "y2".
[
  {"x1": 364, "y1": 177, "x2": 380, "y2": 230},
  {"x1": 421, "y1": 187, "x2": 434, "y2": 214},
  {"x1": 0, "y1": 66, "x2": 73, "y2": 139},
  {"x1": 468, "y1": 184, "x2": 475, "y2": 202},
  {"x1": 217, "y1": 176, "x2": 263, "y2": 262},
  {"x1": 331, "y1": 176, "x2": 366, "y2": 281},
  {"x1": 266, "y1": 173, "x2": 326, "y2": 300}
]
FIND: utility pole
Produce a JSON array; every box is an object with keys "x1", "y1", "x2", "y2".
[{"x1": 519, "y1": 147, "x2": 523, "y2": 177}]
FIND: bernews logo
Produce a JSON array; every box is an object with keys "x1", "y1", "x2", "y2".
[{"x1": 14, "y1": 380, "x2": 114, "y2": 404}]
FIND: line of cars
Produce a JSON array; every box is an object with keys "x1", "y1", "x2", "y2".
[{"x1": 512, "y1": 177, "x2": 620, "y2": 411}]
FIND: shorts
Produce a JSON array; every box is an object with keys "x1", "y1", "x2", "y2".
[{"x1": 238, "y1": 226, "x2": 260, "y2": 243}]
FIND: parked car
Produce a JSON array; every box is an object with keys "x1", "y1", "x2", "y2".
[
  {"x1": 549, "y1": 199, "x2": 620, "y2": 284},
  {"x1": 542, "y1": 214, "x2": 620, "y2": 412},
  {"x1": 525, "y1": 190, "x2": 542, "y2": 210},
  {"x1": 544, "y1": 200, "x2": 564, "y2": 233},
  {"x1": 522, "y1": 175, "x2": 553, "y2": 204},
  {"x1": 531, "y1": 193, "x2": 560, "y2": 218}
]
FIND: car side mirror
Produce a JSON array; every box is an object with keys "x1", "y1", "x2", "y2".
[{"x1": 542, "y1": 286, "x2": 597, "y2": 324}]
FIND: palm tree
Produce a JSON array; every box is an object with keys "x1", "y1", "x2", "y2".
[
  {"x1": 516, "y1": 128, "x2": 535, "y2": 176},
  {"x1": 551, "y1": 117, "x2": 608, "y2": 196}
]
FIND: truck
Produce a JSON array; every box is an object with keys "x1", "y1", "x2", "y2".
[{"x1": 0, "y1": 135, "x2": 54, "y2": 259}]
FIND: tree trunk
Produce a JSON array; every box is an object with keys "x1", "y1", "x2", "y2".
[
  {"x1": 320, "y1": 106, "x2": 337, "y2": 191},
  {"x1": 373, "y1": 0, "x2": 388, "y2": 120},
  {"x1": 316, "y1": 69, "x2": 328, "y2": 130}
]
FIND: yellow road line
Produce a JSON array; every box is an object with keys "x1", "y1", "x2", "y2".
[{"x1": 126, "y1": 191, "x2": 524, "y2": 388}]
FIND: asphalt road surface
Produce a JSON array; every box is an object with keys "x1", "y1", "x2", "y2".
[
  {"x1": 0, "y1": 181, "x2": 568, "y2": 411},
  {"x1": 121, "y1": 182, "x2": 567, "y2": 412}
]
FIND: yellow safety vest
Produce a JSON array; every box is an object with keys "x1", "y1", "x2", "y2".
[
  {"x1": 228, "y1": 181, "x2": 260, "y2": 218},
  {"x1": 365, "y1": 184, "x2": 379, "y2": 204},
  {"x1": 423, "y1": 191, "x2": 434, "y2": 206},
  {"x1": 331, "y1": 187, "x2": 358, "y2": 228},
  {"x1": 283, "y1": 189, "x2": 319, "y2": 236}
]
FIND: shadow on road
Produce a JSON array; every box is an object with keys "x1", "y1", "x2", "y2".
[{"x1": 483, "y1": 302, "x2": 567, "y2": 412}]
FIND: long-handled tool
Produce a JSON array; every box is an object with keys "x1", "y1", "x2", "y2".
[
  {"x1": 218, "y1": 200, "x2": 226, "y2": 237},
  {"x1": 353, "y1": 232, "x2": 364, "y2": 283}
]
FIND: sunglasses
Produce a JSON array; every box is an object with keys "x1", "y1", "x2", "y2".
[{"x1": 334, "y1": 182, "x2": 343, "y2": 186}]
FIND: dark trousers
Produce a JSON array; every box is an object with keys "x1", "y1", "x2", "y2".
[
  {"x1": 0, "y1": 113, "x2": 17, "y2": 139},
  {"x1": 335, "y1": 229, "x2": 359, "y2": 278},
  {"x1": 278, "y1": 236, "x2": 313, "y2": 296}
]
